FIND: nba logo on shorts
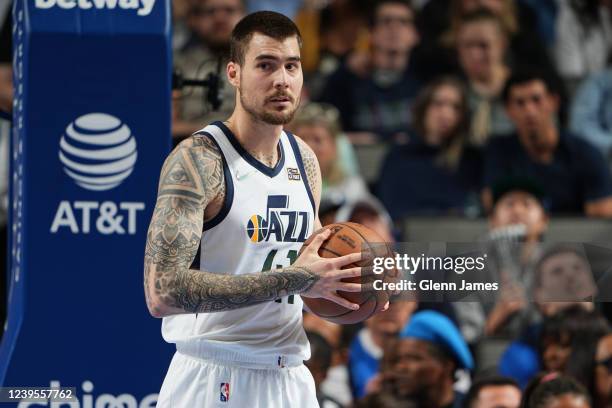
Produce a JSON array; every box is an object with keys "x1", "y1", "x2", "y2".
[{"x1": 220, "y1": 382, "x2": 230, "y2": 402}]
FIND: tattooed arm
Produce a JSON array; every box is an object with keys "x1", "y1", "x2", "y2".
[
  {"x1": 144, "y1": 135, "x2": 363, "y2": 318},
  {"x1": 295, "y1": 136, "x2": 324, "y2": 230}
]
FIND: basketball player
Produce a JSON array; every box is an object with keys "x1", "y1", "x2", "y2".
[{"x1": 144, "y1": 11, "x2": 372, "y2": 408}]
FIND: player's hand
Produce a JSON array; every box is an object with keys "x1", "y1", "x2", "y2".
[{"x1": 295, "y1": 229, "x2": 369, "y2": 310}]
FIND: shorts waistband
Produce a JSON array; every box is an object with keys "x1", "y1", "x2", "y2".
[{"x1": 176, "y1": 342, "x2": 305, "y2": 369}]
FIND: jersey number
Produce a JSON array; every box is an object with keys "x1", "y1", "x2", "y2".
[{"x1": 262, "y1": 249, "x2": 298, "y2": 304}]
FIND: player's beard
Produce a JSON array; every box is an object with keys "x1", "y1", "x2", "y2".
[{"x1": 239, "y1": 87, "x2": 300, "y2": 125}]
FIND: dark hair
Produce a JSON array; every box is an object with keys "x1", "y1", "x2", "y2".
[
  {"x1": 570, "y1": 0, "x2": 602, "y2": 30},
  {"x1": 369, "y1": 0, "x2": 415, "y2": 28},
  {"x1": 463, "y1": 376, "x2": 520, "y2": 408},
  {"x1": 229, "y1": 11, "x2": 302, "y2": 65},
  {"x1": 540, "y1": 306, "x2": 610, "y2": 396},
  {"x1": 524, "y1": 374, "x2": 591, "y2": 408},
  {"x1": 305, "y1": 330, "x2": 333, "y2": 371},
  {"x1": 423, "y1": 341, "x2": 457, "y2": 373},
  {"x1": 411, "y1": 76, "x2": 469, "y2": 169},
  {"x1": 501, "y1": 69, "x2": 558, "y2": 103}
]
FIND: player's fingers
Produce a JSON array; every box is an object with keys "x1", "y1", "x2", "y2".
[
  {"x1": 326, "y1": 293, "x2": 359, "y2": 310},
  {"x1": 333, "y1": 252, "x2": 362, "y2": 268},
  {"x1": 307, "y1": 229, "x2": 332, "y2": 253},
  {"x1": 336, "y1": 282, "x2": 362, "y2": 292},
  {"x1": 334, "y1": 266, "x2": 362, "y2": 279}
]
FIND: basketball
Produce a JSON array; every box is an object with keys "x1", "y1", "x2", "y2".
[{"x1": 300, "y1": 222, "x2": 396, "y2": 324}]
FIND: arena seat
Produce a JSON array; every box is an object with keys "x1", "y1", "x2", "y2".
[
  {"x1": 402, "y1": 217, "x2": 612, "y2": 242},
  {"x1": 353, "y1": 143, "x2": 389, "y2": 185}
]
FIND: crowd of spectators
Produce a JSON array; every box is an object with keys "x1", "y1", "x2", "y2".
[
  {"x1": 170, "y1": 0, "x2": 612, "y2": 406},
  {"x1": 1, "y1": 0, "x2": 612, "y2": 406}
]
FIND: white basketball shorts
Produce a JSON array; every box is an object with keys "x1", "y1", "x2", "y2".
[{"x1": 156, "y1": 351, "x2": 319, "y2": 408}]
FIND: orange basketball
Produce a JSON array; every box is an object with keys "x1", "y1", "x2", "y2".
[{"x1": 300, "y1": 222, "x2": 396, "y2": 324}]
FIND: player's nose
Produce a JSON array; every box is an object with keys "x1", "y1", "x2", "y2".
[{"x1": 272, "y1": 67, "x2": 290, "y2": 89}]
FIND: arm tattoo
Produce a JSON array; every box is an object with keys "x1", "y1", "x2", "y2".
[
  {"x1": 172, "y1": 266, "x2": 318, "y2": 313},
  {"x1": 295, "y1": 137, "x2": 322, "y2": 209},
  {"x1": 144, "y1": 135, "x2": 319, "y2": 316}
]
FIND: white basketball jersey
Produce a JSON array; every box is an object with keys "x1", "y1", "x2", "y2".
[{"x1": 162, "y1": 122, "x2": 315, "y2": 366}]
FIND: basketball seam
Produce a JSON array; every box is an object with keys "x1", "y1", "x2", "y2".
[
  {"x1": 342, "y1": 223, "x2": 376, "y2": 266},
  {"x1": 308, "y1": 292, "x2": 376, "y2": 318},
  {"x1": 319, "y1": 247, "x2": 342, "y2": 257}
]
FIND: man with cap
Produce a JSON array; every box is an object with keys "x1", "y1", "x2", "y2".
[
  {"x1": 382, "y1": 310, "x2": 474, "y2": 408},
  {"x1": 489, "y1": 176, "x2": 549, "y2": 245},
  {"x1": 484, "y1": 176, "x2": 550, "y2": 335},
  {"x1": 453, "y1": 176, "x2": 549, "y2": 352}
]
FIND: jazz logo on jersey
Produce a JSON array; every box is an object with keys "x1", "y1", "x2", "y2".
[
  {"x1": 220, "y1": 383, "x2": 230, "y2": 402},
  {"x1": 287, "y1": 167, "x2": 301, "y2": 181},
  {"x1": 246, "y1": 195, "x2": 310, "y2": 243}
]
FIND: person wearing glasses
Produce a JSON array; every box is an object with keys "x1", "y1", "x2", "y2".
[{"x1": 319, "y1": 0, "x2": 421, "y2": 144}]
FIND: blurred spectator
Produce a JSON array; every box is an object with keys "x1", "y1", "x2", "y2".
[
  {"x1": 483, "y1": 178, "x2": 548, "y2": 337},
  {"x1": 381, "y1": 310, "x2": 474, "y2": 407},
  {"x1": 348, "y1": 299, "x2": 416, "y2": 399},
  {"x1": 172, "y1": 0, "x2": 193, "y2": 51},
  {"x1": 298, "y1": 0, "x2": 370, "y2": 98},
  {"x1": 462, "y1": 376, "x2": 521, "y2": 408},
  {"x1": 534, "y1": 245, "x2": 598, "y2": 305},
  {"x1": 448, "y1": 0, "x2": 557, "y2": 76},
  {"x1": 333, "y1": 197, "x2": 394, "y2": 243},
  {"x1": 289, "y1": 103, "x2": 367, "y2": 206},
  {"x1": 498, "y1": 244, "x2": 604, "y2": 387},
  {"x1": 594, "y1": 333, "x2": 612, "y2": 408},
  {"x1": 173, "y1": 0, "x2": 245, "y2": 140},
  {"x1": 539, "y1": 306, "x2": 610, "y2": 393},
  {"x1": 489, "y1": 177, "x2": 549, "y2": 244},
  {"x1": 303, "y1": 312, "x2": 354, "y2": 407},
  {"x1": 554, "y1": 0, "x2": 612, "y2": 92},
  {"x1": 570, "y1": 67, "x2": 612, "y2": 159},
  {"x1": 413, "y1": 0, "x2": 557, "y2": 83},
  {"x1": 454, "y1": 9, "x2": 513, "y2": 145},
  {"x1": 483, "y1": 70, "x2": 612, "y2": 216},
  {"x1": 318, "y1": 0, "x2": 421, "y2": 143},
  {"x1": 305, "y1": 330, "x2": 344, "y2": 408},
  {"x1": 454, "y1": 177, "x2": 549, "y2": 350},
  {"x1": 522, "y1": 374, "x2": 592, "y2": 408},
  {"x1": 499, "y1": 300, "x2": 604, "y2": 389},
  {"x1": 377, "y1": 76, "x2": 482, "y2": 219}
]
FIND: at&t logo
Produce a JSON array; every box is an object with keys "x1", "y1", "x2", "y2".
[
  {"x1": 59, "y1": 113, "x2": 137, "y2": 191},
  {"x1": 51, "y1": 113, "x2": 145, "y2": 235}
]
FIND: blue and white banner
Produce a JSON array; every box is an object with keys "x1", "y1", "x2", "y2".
[{"x1": 1, "y1": 0, "x2": 173, "y2": 405}]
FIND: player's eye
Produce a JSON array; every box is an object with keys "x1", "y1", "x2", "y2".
[{"x1": 257, "y1": 63, "x2": 271, "y2": 70}]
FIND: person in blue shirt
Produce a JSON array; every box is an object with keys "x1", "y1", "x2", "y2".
[
  {"x1": 348, "y1": 299, "x2": 417, "y2": 399},
  {"x1": 483, "y1": 70, "x2": 612, "y2": 216},
  {"x1": 377, "y1": 76, "x2": 482, "y2": 219}
]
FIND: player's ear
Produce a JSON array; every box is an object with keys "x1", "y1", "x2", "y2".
[{"x1": 227, "y1": 61, "x2": 240, "y2": 88}]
